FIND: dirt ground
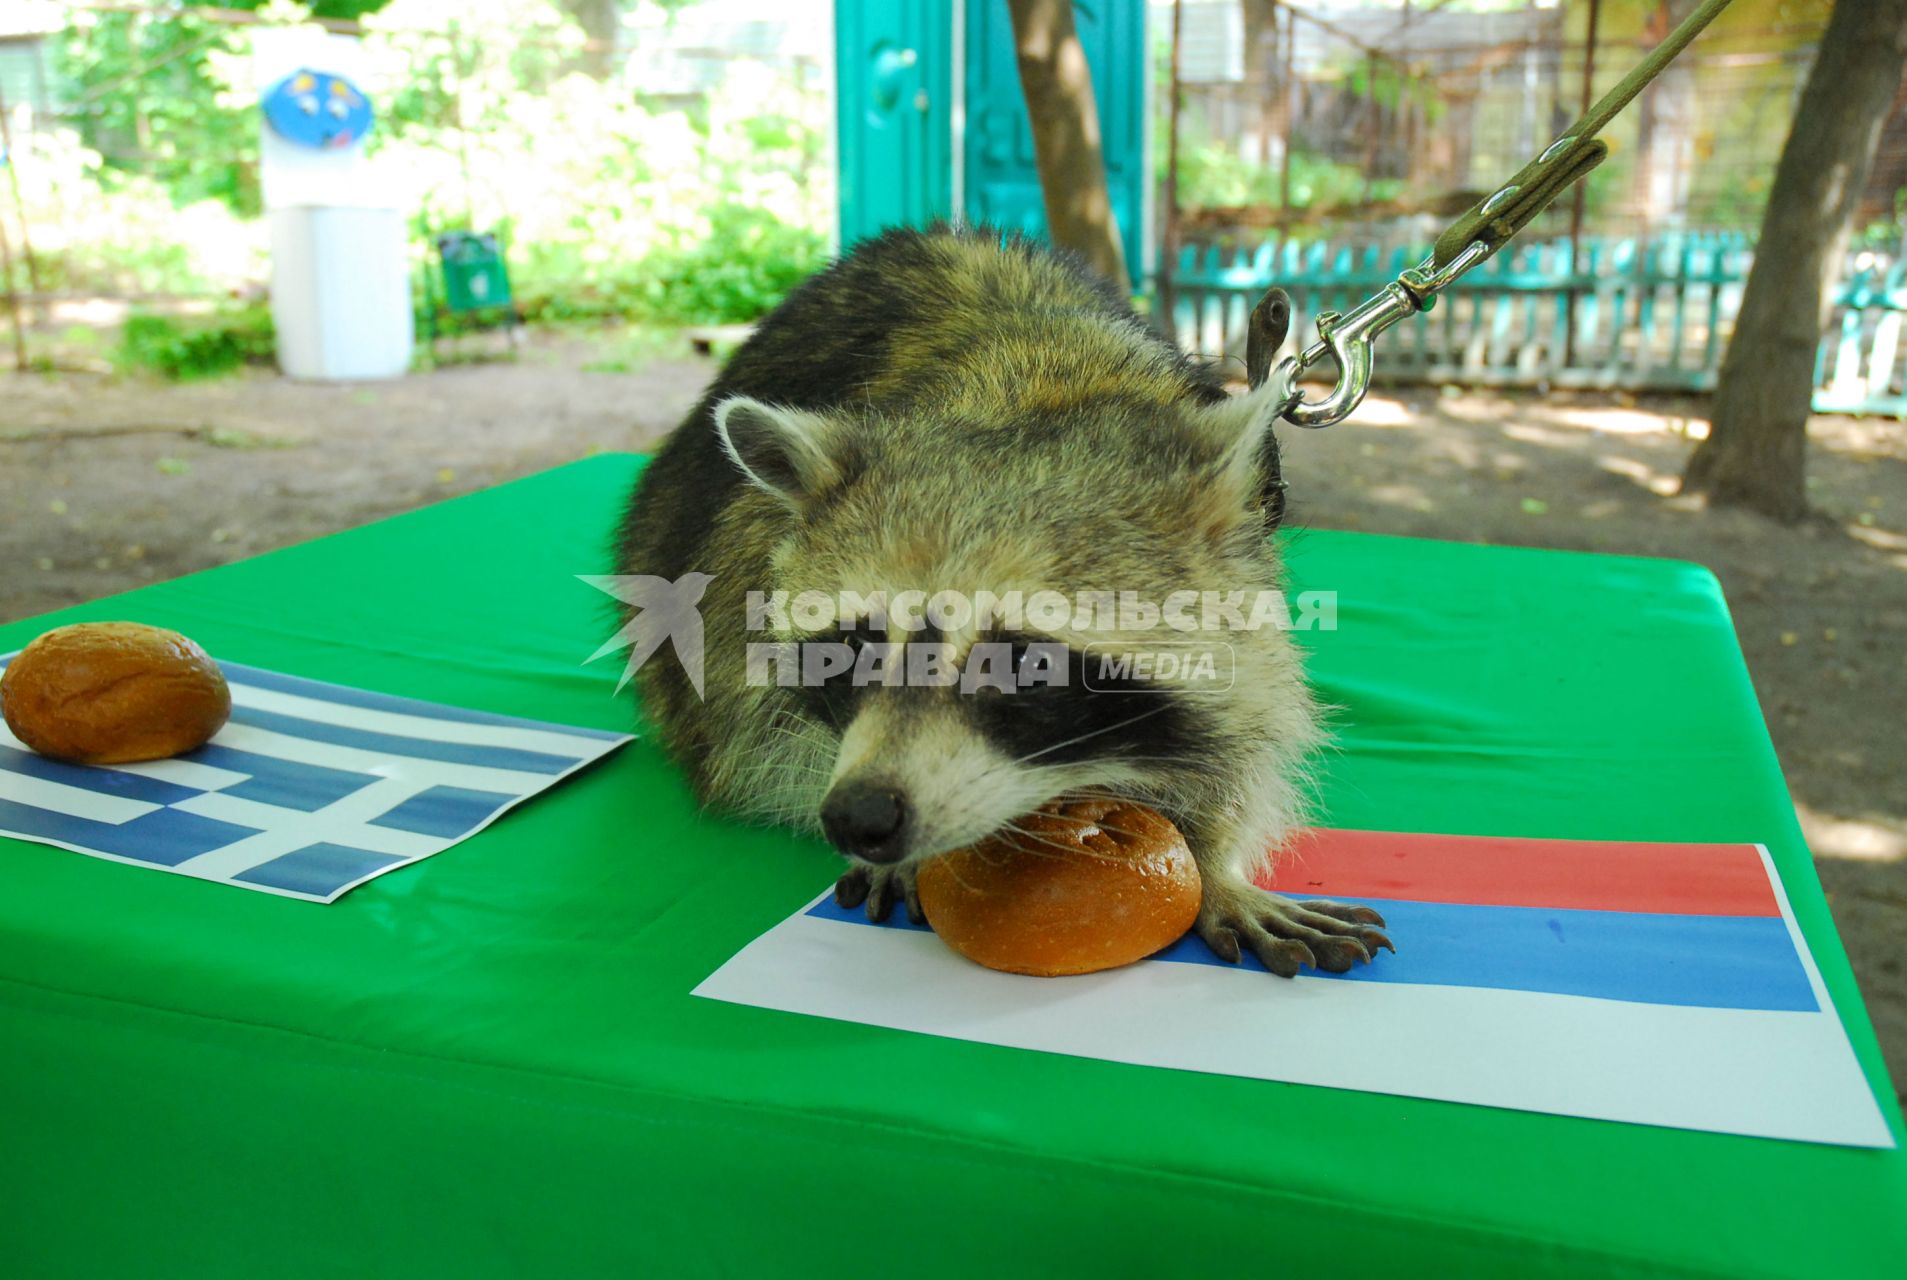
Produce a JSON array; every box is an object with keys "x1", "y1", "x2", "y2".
[{"x1": 2, "y1": 326, "x2": 1903, "y2": 1106}]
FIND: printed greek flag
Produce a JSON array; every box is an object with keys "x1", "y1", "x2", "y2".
[{"x1": 0, "y1": 656, "x2": 631, "y2": 903}]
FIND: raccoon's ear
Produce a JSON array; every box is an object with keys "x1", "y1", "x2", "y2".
[
  {"x1": 1189, "y1": 382, "x2": 1287, "y2": 535},
  {"x1": 714, "y1": 396, "x2": 857, "y2": 506}
]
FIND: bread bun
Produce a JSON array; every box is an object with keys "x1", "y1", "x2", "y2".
[
  {"x1": 1, "y1": 622, "x2": 231, "y2": 764},
  {"x1": 916, "y1": 797, "x2": 1202, "y2": 977}
]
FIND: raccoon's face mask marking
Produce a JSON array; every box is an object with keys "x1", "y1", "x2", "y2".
[
  {"x1": 962, "y1": 638, "x2": 1215, "y2": 768},
  {"x1": 713, "y1": 395, "x2": 860, "y2": 509},
  {"x1": 814, "y1": 634, "x2": 1215, "y2": 865},
  {"x1": 824, "y1": 693, "x2": 1139, "y2": 865}
]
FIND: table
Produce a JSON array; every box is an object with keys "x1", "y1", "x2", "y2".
[{"x1": 2, "y1": 455, "x2": 1901, "y2": 1278}]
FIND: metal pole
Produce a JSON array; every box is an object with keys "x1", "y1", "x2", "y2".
[
  {"x1": 1159, "y1": 0, "x2": 1184, "y2": 346},
  {"x1": 1279, "y1": 5, "x2": 1295, "y2": 225},
  {"x1": 1520, "y1": 0, "x2": 1540, "y2": 161},
  {"x1": 1362, "y1": 49, "x2": 1378, "y2": 208},
  {"x1": 1400, "y1": 0, "x2": 1416, "y2": 193},
  {"x1": 1564, "y1": 0, "x2": 1601, "y2": 368}
]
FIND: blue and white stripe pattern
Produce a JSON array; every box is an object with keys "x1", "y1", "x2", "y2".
[{"x1": 0, "y1": 656, "x2": 631, "y2": 902}]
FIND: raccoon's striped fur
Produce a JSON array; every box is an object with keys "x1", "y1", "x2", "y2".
[{"x1": 616, "y1": 226, "x2": 1391, "y2": 976}]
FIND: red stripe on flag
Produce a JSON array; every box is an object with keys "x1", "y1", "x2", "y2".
[{"x1": 1261, "y1": 828, "x2": 1780, "y2": 917}]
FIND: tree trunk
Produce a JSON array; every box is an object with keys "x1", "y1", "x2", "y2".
[
  {"x1": 561, "y1": 0, "x2": 621, "y2": 80},
  {"x1": 1158, "y1": 0, "x2": 1184, "y2": 346},
  {"x1": 1006, "y1": 0, "x2": 1129, "y2": 289},
  {"x1": 1681, "y1": 0, "x2": 1907, "y2": 522}
]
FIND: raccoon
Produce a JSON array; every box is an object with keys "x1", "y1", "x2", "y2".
[{"x1": 615, "y1": 226, "x2": 1391, "y2": 976}]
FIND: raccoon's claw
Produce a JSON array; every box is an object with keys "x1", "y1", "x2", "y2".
[
  {"x1": 833, "y1": 864, "x2": 878, "y2": 913},
  {"x1": 833, "y1": 863, "x2": 924, "y2": 926},
  {"x1": 1296, "y1": 898, "x2": 1390, "y2": 930},
  {"x1": 1198, "y1": 916, "x2": 1316, "y2": 977},
  {"x1": 1196, "y1": 884, "x2": 1394, "y2": 977}
]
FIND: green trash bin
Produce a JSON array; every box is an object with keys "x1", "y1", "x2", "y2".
[
  {"x1": 425, "y1": 230, "x2": 522, "y2": 351},
  {"x1": 437, "y1": 232, "x2": 513, "y2": 311}
]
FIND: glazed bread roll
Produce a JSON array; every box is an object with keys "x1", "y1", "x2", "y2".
[
  {"x1": 917, "y1": 797, "x2": 1202, "y2": 977},
  {"x1": 1, "y1": 622, "x2": 231, "y2": 764}
]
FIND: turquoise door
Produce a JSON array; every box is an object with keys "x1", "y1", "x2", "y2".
[
  {"x1": 834, "y1": 1, "x2": 1147, "y2": 286},
  {"x1": 962, "y1": 0, "x2": 1148, "y2": 288},
  {"x1": 835, "y1": 0, "x2": 954, "y2": 252}
]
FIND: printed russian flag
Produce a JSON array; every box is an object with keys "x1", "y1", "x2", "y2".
[
  {"x1": 0, "y1": 655, "x2": 630, "y2": 902},
  {"x1": 697, "y1": 828, "x2": 1894, "y2": 1147}
]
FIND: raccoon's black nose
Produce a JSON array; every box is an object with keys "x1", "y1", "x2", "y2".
[{"x1": 821, "y1": 783, "x2": 911, "y2": 864}]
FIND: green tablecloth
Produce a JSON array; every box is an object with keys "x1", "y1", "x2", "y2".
[{"x1": 2, "y1": 454, "x2": 1900, "y2": 1278}]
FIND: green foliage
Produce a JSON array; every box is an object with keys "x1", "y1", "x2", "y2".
[
  {"x1": 1854, "y1": 210, "x2": 1907, "y2": 252},
  {"x1": 115, "y1": 307, "x2": 277, "y2": 381},
  {"x1": 520, "y1": 204, "x2": 826, "y2": 325},
  {"x1": 1170, "y1": 140, "x2": 1406, "y2": 213},
  {"x1": 371, "y1": 1, "x2": 831, "y2": 327},
  {"x1": 53, "y1": 10, "x2": 260, "y2": 215},
  {"x1": 42, "y1": 0, "x2": 830, "y2": 335},
  {"x1": 1150, "y1": 57, "x2": 1404, "y2": 217},
  {"x1": 1342, "y1": 58, "x2": 1443, "y2": 125},
  {"x1": 4, "y1": 128, "x2": 264, "y2": 295},
  {"x1": 632, "y1": 206, "x2": 826, "y2": 324},
  {"x1": 369, "y1": 0, "x2": 584, "y2": 138}
]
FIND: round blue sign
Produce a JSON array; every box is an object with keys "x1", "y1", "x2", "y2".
[{"x1": 262, "y1": 68, "x2": 374, "y2": 150}]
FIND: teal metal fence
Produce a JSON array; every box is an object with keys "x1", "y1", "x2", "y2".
[
  {"x1": 1167, "y1": 232, "x2": 1907, "y2": 418},
  {"x1": 1815, "y1": 257, "x2": 1907, "y2": 418}
]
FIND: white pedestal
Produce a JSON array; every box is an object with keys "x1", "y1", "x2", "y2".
[{"x1": 269, "y1": 206, "x2": 415, "y2": 381}]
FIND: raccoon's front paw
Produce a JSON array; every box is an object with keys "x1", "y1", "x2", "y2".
[
  {"x1": 833, "y1": 862, "x2": 924, "y2": 925},
  {"x1": 1196, "y1": 880, "x2": 1393, "y2": 977}
]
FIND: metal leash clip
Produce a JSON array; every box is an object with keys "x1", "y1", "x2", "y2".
[{"x1": 1271, "y1": 240, "x2": 1491, "y2": 429}]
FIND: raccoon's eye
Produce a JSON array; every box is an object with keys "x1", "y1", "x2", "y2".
[
  {"x1": 797, "y1": 634, "x2": 861, "y2": 731},
  {"x1": 834, "y1": 621, "x2": 883, "y2": 650},
  {"x1": 835, "y1": 626, "x2": 880, "y2": 663},
  {"x1": 820, "y1": 626, "x2": 876, "y2": 681}
]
